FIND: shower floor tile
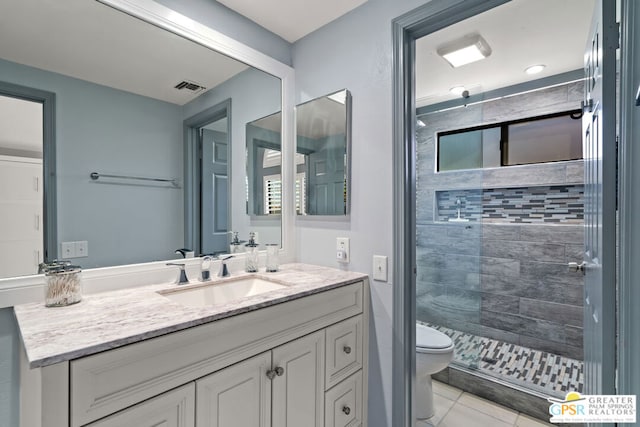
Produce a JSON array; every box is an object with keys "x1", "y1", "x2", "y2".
[{"x1": 426, "y1": 323, "x2": 584, "y2": 396}]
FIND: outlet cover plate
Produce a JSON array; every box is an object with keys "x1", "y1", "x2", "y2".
[{"x1": 336, "y1": 237, "x2": 350, "y2": 263}]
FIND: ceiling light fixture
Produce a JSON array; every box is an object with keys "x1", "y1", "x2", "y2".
[
  {"x1": 449, "y1": 86, "x2": 466, "y2": 95},
  {"x1": 437, "y1": 34, "x2": 492, "y2": 68},
  {"x1": 525, "y1": 64, "x2": 546, "y2": 75}
]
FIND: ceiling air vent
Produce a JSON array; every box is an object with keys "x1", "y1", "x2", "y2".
[{"x1": 174, "y1": 80, "x2": 206, "y2": 93}]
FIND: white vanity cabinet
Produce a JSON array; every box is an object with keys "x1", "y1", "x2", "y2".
[{"x1": 20, "y1": 280, "x2": 368, "y2": 427}]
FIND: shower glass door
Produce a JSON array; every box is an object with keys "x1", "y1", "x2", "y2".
[{"x1": 414, "y1": 0, "x2": 590, "y2": 401}]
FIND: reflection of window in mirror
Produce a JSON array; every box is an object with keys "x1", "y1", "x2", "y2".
[{"x1": 262, "y1": 151, "x2": 307, "y2": 215}]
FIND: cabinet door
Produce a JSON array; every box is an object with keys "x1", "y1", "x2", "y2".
[
  {"x1": 196, "y1": 351, "x2": 272, "y2": 427},
  {"x1": 87, "y1": 383, "x2": 194, "y2": 427},
  {"x1": 272, "y1": 330, "x2": 325, "y2": 427}
]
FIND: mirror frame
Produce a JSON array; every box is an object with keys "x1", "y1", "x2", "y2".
[{"x1": 97, "y1": 0, "x2": 295, "y2": 260}]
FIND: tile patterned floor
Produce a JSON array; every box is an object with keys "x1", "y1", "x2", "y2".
[
  {"x1": 427, "y1": 323, "x2": 584, "y2": 396},
  {"x1": 416, "y1": 381, "x2": 554, "y2": 427}
]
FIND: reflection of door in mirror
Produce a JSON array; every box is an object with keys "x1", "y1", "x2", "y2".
[
  {"x1": 0, "y1": 94, "x2": 43, "y2": 278},
  {"x1": 307, "y1": 139, "x2": 346, "y2": 215},
  {"x1": 200, "y1": 118, "x2": 228, "y2": 255}
]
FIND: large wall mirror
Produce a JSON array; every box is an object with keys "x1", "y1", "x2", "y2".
[
  {"x1": 0, "y1": 0, "x2": 287, "y2": 279},
  {"x1": 246, "y1": 90, "x2": 351, "y2": 218}
]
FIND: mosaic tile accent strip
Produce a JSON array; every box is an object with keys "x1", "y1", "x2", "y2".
[
  {"x1": 424, "y1": 322, "x2": 584, "y2": 397},
  {"x1": 436, "y1": 185, "x2": 584, "y2": 224}
]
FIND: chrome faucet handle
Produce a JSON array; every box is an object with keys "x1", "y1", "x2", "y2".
[
  {"x1": 200, "y1": 256, "x2": 213, "y2": 282},
  {"x1": 166, "y1": 262, "x2": 189, "y2": 285},
  {"x1": 218, "y1": 255, "x2": 233, "y2": 277}
]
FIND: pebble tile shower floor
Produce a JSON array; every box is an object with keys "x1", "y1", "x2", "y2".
[{"x1": 428, "y1": 323, "x2": 584, "y2": 396}]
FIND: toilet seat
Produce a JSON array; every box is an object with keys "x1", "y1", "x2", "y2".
[{"x1": 416, "y1": 324, "x2": 453, "y2": 354}]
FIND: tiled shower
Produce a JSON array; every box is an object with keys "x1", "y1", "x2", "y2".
[{"x1": 416, "y1": 81, "x2": 585, "y2": 398}]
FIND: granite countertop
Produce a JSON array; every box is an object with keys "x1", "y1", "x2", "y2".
[{"x1": 14, "y1": 263, "x2": 367, "y2": 368}]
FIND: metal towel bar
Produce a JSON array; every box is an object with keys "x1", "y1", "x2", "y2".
[{"x1": 89, "y1": 172, "x2": 179, "y2": 187}]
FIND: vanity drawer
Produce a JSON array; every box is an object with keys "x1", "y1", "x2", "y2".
[
  {"x1": 325, "y1": 314, "x2": 363, "y2": 389},
  {"x1": 324, "y1": 370, "x2": 362, "y2": 427}
]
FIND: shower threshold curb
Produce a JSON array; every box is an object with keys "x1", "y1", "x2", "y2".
[{"x1": 433, "y1": 364, "x2": 584, "y2": 427}]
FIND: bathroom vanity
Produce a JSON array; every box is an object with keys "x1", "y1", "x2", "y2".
[{"x1": 15, "y1": 264, "x2": 369, "y2": 427}]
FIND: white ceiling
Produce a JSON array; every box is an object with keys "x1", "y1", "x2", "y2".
[
  {"x1": 218, "y1": 0, "x2": 368, "y2": 43},
  {"x1": 0, "y1": 0, "x2": 249, "y2": 105},
  {"x1": 0, "y1": 0, "x2": 596, "y2": 109},
  {"x1": 416, "y1": 0, "x2": 595, "y2": 107}
]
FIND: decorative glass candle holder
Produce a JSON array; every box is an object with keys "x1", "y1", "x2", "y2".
[
  {"x1": 265, "y1": 244, "x2": 279, "y2": 272},
  {"x1": 41, "y1": 261, "x2": 83, "y2": 307}
]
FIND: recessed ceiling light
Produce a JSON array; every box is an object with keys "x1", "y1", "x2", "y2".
[
  {"x1": 437, "y1": 34, "x2": 492, "y2": 68},
  {"x1": 525, "y1": 64, "x2": 546, "y2": 75},
  {"x1": 450, "y1": 86, "x2": 466, "y2": 95}
]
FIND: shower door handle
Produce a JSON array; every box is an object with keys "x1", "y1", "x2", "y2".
[{"x1": 568, "y1": 261, "x2": 586, "y2": 274}]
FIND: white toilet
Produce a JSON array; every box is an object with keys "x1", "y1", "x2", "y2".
[{"x1": 416, "y1": 323, "x2": 455, "y2": 419}]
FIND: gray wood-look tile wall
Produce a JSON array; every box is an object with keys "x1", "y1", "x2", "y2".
[{"x1": 416, "y1": 81, "x2": 585, "y2": 359}]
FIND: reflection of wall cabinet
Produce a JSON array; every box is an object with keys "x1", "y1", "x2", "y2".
[{"x1": 22, "y1": 281, "x2": 368, "y2": 427}]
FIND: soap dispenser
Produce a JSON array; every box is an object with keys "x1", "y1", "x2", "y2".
[
  {"x1": 229, "y1": 231, "x2": 243, "y2": 254},
  {"x1": 245, "y1": 232, "x2": 259, "y2": 273}
]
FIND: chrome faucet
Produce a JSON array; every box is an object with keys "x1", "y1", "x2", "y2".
[
  {"x1": 218, "y1": 255, "x2": 233, "y2": 277},
  {"x1": 166, "y1": 262, "x2": 189, "y2": 285},
  {"x1": 200, "y1": 256, "x2": 213, "y2": 282}
]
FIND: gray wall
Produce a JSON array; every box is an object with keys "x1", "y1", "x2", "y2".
[
  {"x1": 154, "y1": 0, "x2": 292, "y2": 66},
  {"x1": 291, "y1": 0, "x2": 429, "y2": 425},
  {"x1": 0, "y1": 58, "x2": 184, "y2": 269},
  {"x1": 415, "y1": 81, "x2": 585, "y2": 360}
]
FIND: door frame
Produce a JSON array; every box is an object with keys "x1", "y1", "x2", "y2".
[
  {"x1": 0, "y1": 80, "x2": 57, "y2": 263},
  {"x1": 183, "y1": 98, "x2": 231, "y2": 255},
  {"x1": 617, "y1": 0, "x2": 640, "y2": 403}
]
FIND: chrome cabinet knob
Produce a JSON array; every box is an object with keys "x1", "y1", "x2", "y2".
[
  {"x1": 343, "y1": 346, "x2": 352, "y2": 354},
  {"x1": 266, "y1": 369, "x2": 276, "y2": 380},
  {"x1": 275, "y1": 366, "x2": 284, "y2": 376},
  {"x1": 342, "y1": 406, "x2": 351, "y2": 415}
]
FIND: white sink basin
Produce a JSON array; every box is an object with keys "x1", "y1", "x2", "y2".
[{"x1": 160, "y1": 277, "x2": 286, "y2": 308}]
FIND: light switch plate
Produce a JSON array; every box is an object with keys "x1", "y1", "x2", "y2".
[
  {"x1": 373, "y1": 255, "x2": 388, "y2": 282},
  {"x1": 336, "y1": 237, "x2": 350, "y2": 263}
]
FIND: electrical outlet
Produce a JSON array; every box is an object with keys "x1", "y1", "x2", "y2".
[
  {"x1": 336, "y1": 237, "x2": 350, "y2": 263},
  {"x1": 75, "y1": 241, "x2": 88, "y2": 258},
  {"x1": 61, "y1": 241, "x2": 76, "y2": 258},
  {"x1": 373, "y1": 255, "x2": 388, "y2": 282}
]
